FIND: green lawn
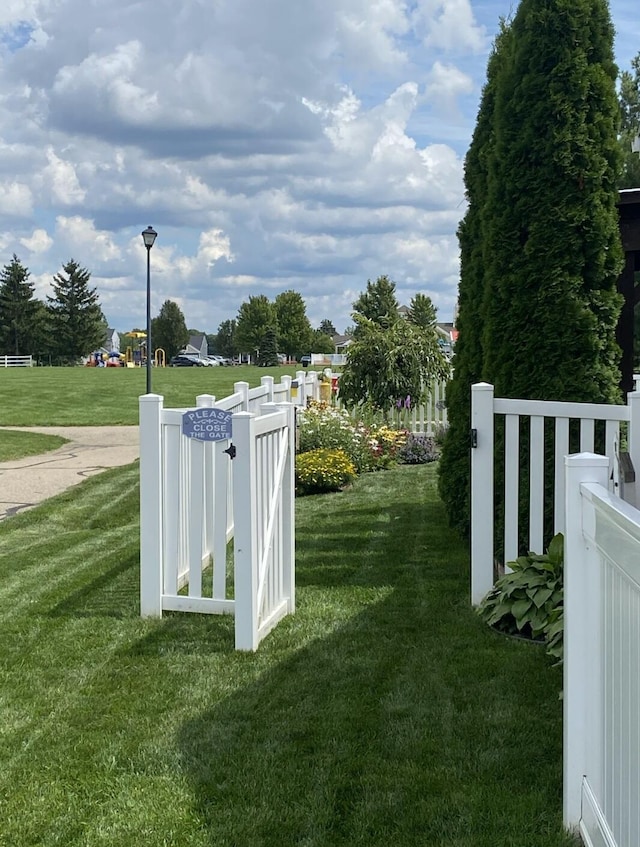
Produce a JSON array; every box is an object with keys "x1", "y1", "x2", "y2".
[
  {"x1": 0, "y1": 365, "x2": 302, "y2": 426},
  {"x1": 0, "y1": 461, "x2": 577, "y2": 847},
  {"x1": 0, "y1": 429, "x2": 68, "y2": 461}
]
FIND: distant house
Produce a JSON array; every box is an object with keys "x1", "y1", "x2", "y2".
[
  {"x1": 103, "y1": 328, "x2": 120, "y2": 353},
  {"x1": 332, "y1": 334, "x2": 353, "y2": 354},
  {"x1": 183, "y1": 333, "x2": 208, "y2": 358},
  {"x1": 398, "y1": 305, "x2": 411, "y2": 320}
]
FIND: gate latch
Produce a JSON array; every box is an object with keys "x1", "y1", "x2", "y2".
[
  {"x1": 470, "y1": 429, "x2": 478, "y2": 449},
  {"x1": 224, "y1": 443, "x2": 236, "y2": 460}
]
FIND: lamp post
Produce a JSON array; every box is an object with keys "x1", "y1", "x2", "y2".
[{"x1": 141, "y1": 226, "x2": 157, "y2": 393}]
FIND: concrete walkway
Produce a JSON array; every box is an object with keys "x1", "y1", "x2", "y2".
[{"x1": 0, "y1": 426, "x2": 139, "y2": 520}]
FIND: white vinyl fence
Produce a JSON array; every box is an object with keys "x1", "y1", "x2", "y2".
[
  {"x1": 336, "y1": 378, "x2": 449, "y2": 436},
  {"x1": 471, "y1": 383, "x2": 640, "y2": 604},
  {"x1": 0, "y1": 355, "x2": 33, "y2": 367},
  {"x1": 139, "y1": 373, "x2": 319, "y2": 650},
  {"x1": 564, "y1": 453, "x2": 640, "y2": 847}
]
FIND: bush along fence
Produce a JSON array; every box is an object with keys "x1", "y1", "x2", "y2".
[
  {"x1": 139, "y1": 372, "x2": 320, "y2": 651},
  {"x1": 564, "y1": 453, "x2": 640, "y2": 847}
]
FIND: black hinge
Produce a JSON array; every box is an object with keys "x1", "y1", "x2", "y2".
[
  {"x1": 470, "y1": 429, "x2": 478, "y2": 449},
  {"x1": 224, "y1": 443, "x2": 236, "y2": 459}
]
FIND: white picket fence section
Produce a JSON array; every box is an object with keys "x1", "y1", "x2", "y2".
[
  {"x1": 564, "y1": 453, "x2": 640, "y2": 847},
  {"x1": 336, "y1": 378, "x2": 449, "y2": 436},
  {"x1": 139, "y1": 373, "x2": 320, "y2": 650},
  {"x1": 0, "y1": 355, "x2": 33, "y2": 367},
  {"x1": 470, "y1": 383, "x2": 640, "y2": 604}
]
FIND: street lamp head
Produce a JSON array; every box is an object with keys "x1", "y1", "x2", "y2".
[{"x1": 141, "y1": 225, "x2": 157, "y2": 249}]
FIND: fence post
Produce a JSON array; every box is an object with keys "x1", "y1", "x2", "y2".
[
  {"x1": 261, "y1": 375, "x2": 274, "y2": 402},
  {"x1": 232, "y1": 411, "x2": 259, "y2": 650},
  {"x1": 563, "y1": 452, "x2": 609, "y2": 831},
  {"x1": 471, "y1": 383, "x2": 495, "y2": 605},
  {"x1": 234, "y1": 381, "x2": 250, "y2": 411},
  {"x1": 281, "y1": 374, "x2": 292, "y2": 400},
  {"x1": 296, "y1": 370, "x2": 307, "y2": 406},
  {"x1": 266, "y1": 401, "x2": 296, "y2": 613},
  {"x1": 139, "y1": 393, "x2": 164, "y2": 617}
]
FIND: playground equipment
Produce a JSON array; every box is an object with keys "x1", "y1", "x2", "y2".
[{"x1": 155, "y1": 348, "x2": 166, "y2": 367}]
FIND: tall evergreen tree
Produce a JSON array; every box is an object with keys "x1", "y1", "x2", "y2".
[
  {"x1": 258, "y1": 325, "x2": 279, "y2": 366},
  {"x1": 408, "y1": 292, "x2": 438, "y2": 330},
  {"x1": 351, "y1": 276, "x2": 399, "y2": 334},
  {"x1": 0, "y1": 255, "x2": 41, "y2": 355},
  {"x1": 440, "y1": 0, "x2": 623, "y2": 543},
  {"x1": 274, "y1": 290, "x2": 313, "y2": 359},
  {"x1": 438, "y1": 23, "x2": 512, "y2": 536},
  {"x1": 151, "y1": 300, "x2": 189, "y2": 361},
  {"x1": 47, "y1": 259, "x2": 106, "y2": 363}
]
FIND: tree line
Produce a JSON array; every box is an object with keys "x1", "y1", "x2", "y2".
[{"x1": 0, "y1": 255, "x2": 105, "y2": 364}]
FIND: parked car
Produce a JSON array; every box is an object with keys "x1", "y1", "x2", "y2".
[
  {"x1": 300, "y1": 354, "x2": 312, "y2": 367},
  {"x1": 201, "y1": 357, "x2": 220, "y2": 366},
  {"x1": 170, "y1": 354, "x2": 206, "y2": 367}
]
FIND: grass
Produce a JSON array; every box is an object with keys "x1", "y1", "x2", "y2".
[
  {"x1": 0, "y1": 461, "x2": 578, "y2": 846},
  {"x1": 0, "y1": 429, "x2": 68, "y2": 461},
  {"x1": 0, "y1": 365, "x2": 302, "y2": 426}
]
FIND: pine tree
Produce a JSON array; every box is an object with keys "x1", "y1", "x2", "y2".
[
  {"x1": 236, "y1": 295, "x2": 278, "y2": 360},
  {"x1": 47, "y1": 259, "x2": 106, "y2": 363},
  {"x1": 258, "y1": 325, "x2": 279, "y2": 367},
  {"x1": 151, "y1": 300, "x2": 189, "y2": 361},
  {"x1": 408, "y1": 292, "x2": 438, "y2": 330},
  {"x1": 0, "y1": 255, "x2": 41, "y2": 355}
]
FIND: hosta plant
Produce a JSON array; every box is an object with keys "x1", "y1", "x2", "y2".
[
  {"x1": 478, "y1": 533, "x2": 564, "y2": 664},
  {"x1": 295, "y1": 448, "x2": 356, "y2": 496}
]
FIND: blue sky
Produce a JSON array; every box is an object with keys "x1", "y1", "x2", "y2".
[{"x1": 0, "y1": 0, "x2": 637, "y2": 336}]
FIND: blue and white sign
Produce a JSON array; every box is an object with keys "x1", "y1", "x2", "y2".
[{"x1": 182, "y1": 407, "x2": 232, "y2": 441}]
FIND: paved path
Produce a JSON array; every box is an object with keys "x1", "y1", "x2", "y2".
[{"x1": 0, "y1": 426, "x2": 139, "y2": 520}]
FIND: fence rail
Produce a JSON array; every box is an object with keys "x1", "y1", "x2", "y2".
[
  {"x1": 470, "y1": 383, "x2": 640, "y2": 605},
  {"x1": 0, "y1": 355, "x2": 33, "y2": 367},
  {"x1": 564, "y1": 453, "x2": 640, "y2": 847}
]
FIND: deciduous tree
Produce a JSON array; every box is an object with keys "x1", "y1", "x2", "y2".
[
  {"x1": 339, "y1": 315, "x2": 449, "y2": 414},
  {"x1": 236, "y1": 295, "x2": 278, "y2": 359},
  {"x1": 151, "y1": 300, "x2": 189, "y2": 361},
  {"x1": 275, "y1": 290, "x2": 312, "y2": 360}
]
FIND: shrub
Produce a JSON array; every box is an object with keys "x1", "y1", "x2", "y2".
[
  {"x1": 397, "y1": 433, "x2": 439, "y2": 465},
  {"x1": 297, "y1": 401, "x2": 403, "y2": 473},
  {"x1": 477, "y1": 533, "x2": 564, "y2": 664},
  {"x1": 295, "y1": 448, "x2": 356, "y2": 495}
]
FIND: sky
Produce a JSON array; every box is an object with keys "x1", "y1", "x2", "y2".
[{"x1": 0, "y1": 0, "x2": 638, "y2": 337}]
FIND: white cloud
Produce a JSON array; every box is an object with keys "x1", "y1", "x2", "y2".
[
  {"x1": 20, "y1": 227, "x2": 52, "y2": 253},
  {"x1": 43, "y1": 149, "x2": 85, "y2": 205},
  {"x1": 0, "y1": 180, "x2": 32, "y2": 216},
  {"x1": 55, "y1": 216, "x2": 120, "y2": 261}
]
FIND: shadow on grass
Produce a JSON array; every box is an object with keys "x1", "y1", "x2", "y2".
[{"x1": 171, "y1": 468, "x2": 573, "y2": 847}]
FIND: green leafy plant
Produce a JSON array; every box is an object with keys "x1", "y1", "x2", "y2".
[
  {"x1": 295, "y1": 448, "x2": 356, "y2": 495},
  {"x1": 478, "y1": 533, "x2": 564, "y2": 663}
]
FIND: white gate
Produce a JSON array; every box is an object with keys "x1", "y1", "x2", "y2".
[
  {"x1": 139, "y1": 375, "x2": 316, "y2": 650},
  {"x1": 470, "y1": 383, "x2": 640, "y2": 604}
]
